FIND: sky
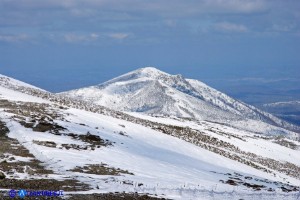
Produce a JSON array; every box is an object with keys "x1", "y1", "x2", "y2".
[{"x1": 0, "y1": 0, "x2": 300, "y2": 103}]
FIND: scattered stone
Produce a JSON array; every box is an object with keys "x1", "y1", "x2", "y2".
[
  {"x1": 0, "y1": 171, "x2": 6, "y2": 179},
  {"x1": 70, "y1": 163, "x2": 134, "y2": 176}
]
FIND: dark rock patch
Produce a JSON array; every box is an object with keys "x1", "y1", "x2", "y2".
[
  {"x1": 0, "y1": 171, "x2": 5, "y2": 179},
  {"x1": 70, "y1": 163, "x2": 134, "y2": 176},
  {"x1": 67, "y1": 132, "x2": 113, "y2": 148}
]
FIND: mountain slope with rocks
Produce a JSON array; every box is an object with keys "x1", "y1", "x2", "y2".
[{"x1": 0, "y1": 73, "x2": 300, "y2": 200}]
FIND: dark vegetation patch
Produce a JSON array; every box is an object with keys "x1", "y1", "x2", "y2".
[
  {"x1": 0, "y1": 159, "x2": 53, "y2": 175},
  {"x1": 119, "y1": 124, "x2": 126, "y2": 128},
  {"x1": 75, "y1": 123, "x2": 87, "y2": 126},
  {"x1": 0, "y1": 171, "x2": 5, "y2": 179},
  {"x1": 0, "y1": 136, "x2": 35, "y2": 159},
  {"x1": 33, "y1": 140, "x2": 57, "y2": 148},
  {"x1": 215, "y1": 171, "x2": 300, "y2": 192},
  {"x1": 121, "y1": 180, "x2": 134, "y2": 185},
  {"x1": 0, "y1": 100, "x2": 64, "y2": 120},
  {"x1": 225, "y1": 179, "x2": 239, "y2": 186},
  {"x1": 67, "y1": 192, "x2": 167, "y2": 200},
  {"x1": 0, "y1": 178, "x2": 90, "y2": 191},
  {"x1": 0, "y1": 135, "x2": 83, "y2": 196},
  {"x1": 273, "y1": 137, "x2": 298, "y2": 150},
  {"x1": 0, "y1": 120, "x2": 54, "y2": 178},
  {"x1": 67, "y1": 132, "x2": 113, "y2": 148},
  {"x1": 61, "y1": 143, "x2": 89, "y2": 150},
  {"x1": 242, "y1": 182, "x2": 265, "y2": 191},
  {"x1": 0, "y1": 120, "x2": 9, "y2": 136},
  {"x1": 0, "y1": 137, "x2": 53, "y2": 176},
  {"x1": 280, "y1": 186, "x2": 299, "y2": 192},
  {"x1": 206, "y1": 127, "x2": 246, "y2": 141},
  {"x1": 0, "y1": 99, "x2": 67, "y2": 134},
  {"x1": 19, "y1": 120, "x2": 66, "y2": 133},
  {"x1": 0, "y1": 120, "x2": 10, "y2": 155},
  {"x1": 32, "y1": 139, "x2": 96, "y2": 151},
  {"x1": 32, "y1": 131, "x2": 114, "y2": 151},
  {"x1": 35, "y1": 122, "x2": 65, "y2": 133},
  {"x1": 70, "y1": 163, "x2": 134, "y2": 176}
]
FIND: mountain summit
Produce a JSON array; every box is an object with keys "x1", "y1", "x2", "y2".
[{"x1": 62, "y1": 67, "x2": 299, "y2": 137}]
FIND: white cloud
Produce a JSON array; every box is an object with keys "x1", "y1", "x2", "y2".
[
  {"x1": 214, "y1": 22, "x2": 248, "y2": 33},
  {"x1": 0, "y1": 34, "x2": 29, "y2": 42},
  {"x1": 202, "y1": 0, "x2": 267, "y2": 14},
  {"x1": 271, "y1": 23, "x2": 295, "y2": 32},
  {"x1": 108, "y1": 33, "x2": 129, "y2": 40},
  {"x1": 64, "y1": 33, "x2": 99, "y2": 43},
  {"x1": 0, "y1": 0, "x2": 268, "y2": 18},
  {"x1": 164, "y1": 19, "x2": 177, "y2": 28},
  {"x1": 0, "y1": 0, "x2": 299, "y2": 44},
  {"x1": 63, "y1": 32, "x2": 129, "y2": 43},
  {"x1": 90, "y1": 33, "x2": 99, "y2": 39}
]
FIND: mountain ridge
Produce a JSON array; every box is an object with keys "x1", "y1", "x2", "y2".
[
  {"x1": 61, "y1": 67, "x2": 300, "y2": 137},
  {"x1": 0, "y1": 73, "x2": 47, "y2": 92}
]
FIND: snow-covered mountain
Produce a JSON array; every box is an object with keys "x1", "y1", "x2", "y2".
[
  {"x1": 62, "y1": 67, "x2": 300, "y2": 138},
  {"x1": 1, "y1": 73, "x2": 300, "y2": 199}
]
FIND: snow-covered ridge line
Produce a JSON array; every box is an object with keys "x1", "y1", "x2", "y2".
[
  {"x1": 0, "y1": 74, "x2": 47, "y2": 92},
  {"x1": 186, "y1": 79, "x2": 297, "y2": 130},
  {"x1": 99, "y1": 67, "x2": 169, "y2": 86},
  {"x1": 62, "y1": 67, "x2": 300, "y2": 134}
]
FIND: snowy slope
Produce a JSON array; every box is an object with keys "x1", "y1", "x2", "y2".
[
  {"x1": 1, "y1": 75, "x2": 300, "y2": 199},
  {"x1": 0, "y1": 74, "x2": 47, "y2": 92},
  {"x1": 62, "y1": 67, "x2": 300, "y2": 137}
]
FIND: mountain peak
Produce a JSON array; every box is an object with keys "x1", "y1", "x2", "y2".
[
  {"x1": 139, "y1": 66, "x2": 161, "y2": 73},
  {"x1": 134, "y1": 67, "x2": 169, "y2": 78},
  {"x1": 98, "y1": 67, "x2": 170, "y2": 86},
  {"x1": 132, "y1": 67, "x2": 188, "y2": 83}
]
